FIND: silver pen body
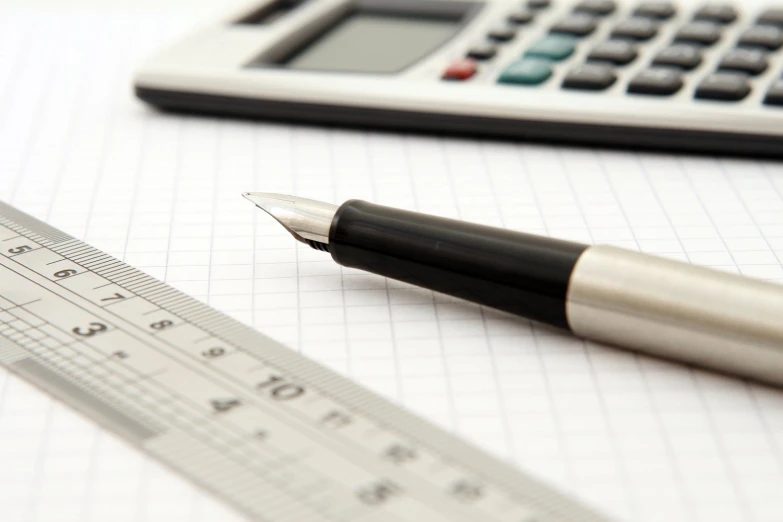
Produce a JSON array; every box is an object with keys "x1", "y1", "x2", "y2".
[{"x1": 568, "y1": 245, "x2": 783, "y2": 387}]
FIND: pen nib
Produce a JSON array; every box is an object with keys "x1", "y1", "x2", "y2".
[{"x1": 242, "y1": 192, "x2": 338, "y2": 248}]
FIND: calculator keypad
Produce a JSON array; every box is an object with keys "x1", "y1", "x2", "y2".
[
  {"x1": 551, "y1": 13, "x2": 600, "y2": 36},
  {"x1": 446, "y1": 0, "x2": 783, "y2": 109},
  {"x1": 633, "y1": 1, "x2": 676, "y2": 20},
  {"x1": 765, "y1": 78, "x2": 783, "y2": 104},
  {"x1": 674, "y1": 21, "x2": 722, "y2": 45},
  {"x1": 693, "y1": 4, "x2": 737, "y2": 24},
  {"x1": 652, "y1": 44, "x2": 703, "y2": 70},
  {"x1": 443, "y1": 59, "x2": 479, "y2": 81},
  {"x1": 719, "y1": 48, "x2": 769, "y2": 76},
  {"x1": 467, "y1": 43, "x2": 498, "y2": 61},
  {"x1": 574, "y1": 0, "x2": 617, "y2": 16},
  {"x1": 562, "y1": 63, "x2": 618, "y2": 89},
  {"x1": 526, "y1": 35, "x2": 578, "y2": 60},
  {"x1": 527, "y1": 0, "x2": 553, "y2": 9},
  {"x1": 499, "y1": 57, "x2": 554, "y2": 85},
  {"x1": 758, "y1": 9, "x2": 783, "y2": 27},
  {"x1": 695, "y1": 72, "x2": 752, "y2": 100},
  {"x1": 611, "y1": 18, "x2": 659, "y2": 40},
  {"x1": 738, "y1": 26, "x2": 783, "y2": 50},
  {"x1": 628, "y1": 68, "x2": 684, "y2": 95},
  {"x1": 508, "y1": 10, "x2": 536, "y2": 25},
  {"x1": 588, "y1": 40, "x2": 639, "y2": 65},
  {"x1": 488, "y1": 26, "x2": 518, "y2": 42}
]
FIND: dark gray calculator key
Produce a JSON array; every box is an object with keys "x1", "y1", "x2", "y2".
[
  {"x1": 528, "y1": 0, "x2": 552, "y2": 9},
  {"x1": 508, "y1": 10, "x2": 535, "y2": 25},
  {"x1": 488, "y1": 26, "x2": 517, "y2": 42},
  {"x1": 633, "y1": 1, "x2": 676, "y2": 19},
  {"x1": 764, "y1": 79, "x2": 783, "y2": 106},
  {"x1": 718, "y1": 48, "x2": 768, "y2": 76},
  {"x1": 674, "y1": 22, "x2": 721, "y2": 45},
  {"x1": 695, "y1": 72, "x2": 751, "y2": 101},
  {"x1": 652, "y1": 44, "x2": 703, "y2": 70},
  {"x1": 628, "y1": 68, "x2": 684, "y2": 95},
  {"x1": 562, "y1": 63, "x2": 617, "y2": 90},
  {"x1": 758, "y1": 9, "x2": 783, "y2": 27},
  {"x1": 611, "y1": 18, "x2": 659, "y2": 41},
  {"x1": 693, "y1": 4, "x2": 737, "y2": 24},
  {"x1": 738, "y1": 25, "x2": 783, "y2": 51},
  {"x1": 574, "y1": 0, "x2": 616, "y2": 16},
  {"x1": 467, "y1": 43, "x2": 498, "y2": 61},
  {"x1": 551, "y1": 14, "x2": 599, "y2": 36},
  {"x1": 588, "y1": 40, "x2": 638, "y2": 65}
]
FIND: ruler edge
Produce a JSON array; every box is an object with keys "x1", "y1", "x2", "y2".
[{"x1": 0, "y1": 201, "x2": 614, "y2": 522}]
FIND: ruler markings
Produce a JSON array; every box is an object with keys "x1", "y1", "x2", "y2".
[
  {"x1": 0, "y1": 291, "x2": 167, "y2": 433},
  {"x1": 0, "y1": 264, "x2": 386, "y2": 521},
  {"x1": 0, "y1": 205, "x2": 609, "y2": 522},
  {"x1": 99, "y1": 265, "x2": 134, "y2": 278},
  {"x1": 12, "y1": 358, "x2": 160, "y2": 441},
  {"x1": 71, "y1": 252, "x2": 107, "y2": 264}
]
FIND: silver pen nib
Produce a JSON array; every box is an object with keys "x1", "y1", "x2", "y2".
[{"x1": 242, "y1": 192, "x2": 338, "y2": 248}]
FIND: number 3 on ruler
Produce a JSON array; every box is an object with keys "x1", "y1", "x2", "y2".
[{"x1": 72, "y1": 323, "x2": 108, "y2": 337}]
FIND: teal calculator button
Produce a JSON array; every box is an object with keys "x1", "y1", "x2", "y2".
[
  {"x1": 525, "y1": 35, "x2": 577, "y2": 61},
  {"x1": 498, "y1": 57, "x2": 553, "y2": 85}
]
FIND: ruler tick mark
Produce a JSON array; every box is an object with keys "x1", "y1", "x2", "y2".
[{"x1": 0, "y1": 206, "x2": 606, "y2": 522}]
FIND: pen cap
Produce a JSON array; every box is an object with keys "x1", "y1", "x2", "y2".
[{"x1": 328, "y1": 200, "x2": 588, "y2": 329}]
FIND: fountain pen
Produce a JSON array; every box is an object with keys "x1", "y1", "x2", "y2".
[{"x1": 244, "y1": 192, "x2": 783, "y2": 387}]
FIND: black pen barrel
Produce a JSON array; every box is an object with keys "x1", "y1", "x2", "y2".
[
  {"x1": 328, "y1": 200, "x2": 588, "y2": 330},
  {"x1": 247, "y1": 193, "x2": 783, "y2": 387}
]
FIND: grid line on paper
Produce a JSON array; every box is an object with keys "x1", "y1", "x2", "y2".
[
  {"x1": 476, "y1": 141, "x2": 518, "y2": 464},
  {"x1": 678, "y1": 159, "x2": 755, "y2": 521},
  {"x1": 562, "y1": 149, "x2": 637, "y2": 520},
  {"x1": 599, "y1": 150, "x2": 695, "y2": 520}
]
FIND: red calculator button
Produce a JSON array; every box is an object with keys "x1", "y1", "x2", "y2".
[{"x1": 443, "y1": 59, "x2": 478, "y2": 81}]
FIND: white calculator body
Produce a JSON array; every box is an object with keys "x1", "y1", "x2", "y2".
[{"x1": 134, "y1": 0, "x2": 783, "y2": 156}]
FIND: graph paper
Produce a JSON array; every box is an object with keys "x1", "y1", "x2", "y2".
[{"x1": 1, "y1": 5, "x2": 783, "y2": 522}]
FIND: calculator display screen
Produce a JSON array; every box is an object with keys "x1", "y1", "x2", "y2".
[{"x1": 284, "y1": 12, "x2": 461, "y2": 74}]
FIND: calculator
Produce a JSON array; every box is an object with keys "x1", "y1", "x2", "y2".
[{"x1": 134, "y1": 0, "x2": 783, "y2": 157}]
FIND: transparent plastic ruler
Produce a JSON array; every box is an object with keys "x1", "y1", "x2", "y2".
[{"x1": 0, "y1": 201, "x2": 612, "y2": 522}]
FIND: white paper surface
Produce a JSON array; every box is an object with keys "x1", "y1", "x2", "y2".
[{"x1": 1, "y1": 5, "x2": 783, "y2": 522}]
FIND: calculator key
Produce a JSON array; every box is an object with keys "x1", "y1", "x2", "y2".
[
  {"x1": 628, "y1": 68, "x2": 684, "y2": 95},
  {"x1": 738, "y1": 25, "x2": 783, "y2": 51},
  {"x1": 587, "y1": 40, "x2": 638, "y2": 65},
  {"x1": 525, "y1": 35, "x2": 578, "y2": 61},
  {"x1": 633, "y1": 1, "x2": 676, "y2": 19},
  {"x1": 498, "y1": 58, "x2": 553, "y2": 85},
  {"x1": 674, "y1": 22, "x2": 721, "y2": 45},
  {"x1": 695, "y1": 72, "x2": 751, "y2": 101},
  {"x1": 611, "y1": 18, "x2": 659, "y2": 41},
  {"x1": 574, "y1": 0, "x2": 616, "y2": 16},
  {"x1": 467, "y1": 43, "x2": 498, "y2": 61},
  {"x1": 718, "y1": 48, "x2": 768, "y2": 76},
  {"x1": 488, "y1": 26, "x2": 517, "y2": 42},
  {"x1": 508, "y1": 10, "x2": 535, "y2": 25},
  {"x1": 693, "y1": 4, "x2": 737, "y2": 24},
  {"x1": 652, "y1": 44, "x2": 703, "y2": 70},
  {"x1": 758, "y1": 9, "x2": 783, "y2": 27},
  {"x1": 443, "y1": 59, "x2": 478, "y2": 81},
  {"x1": 562, "y1": 63, "x2": 617, "y2": 90},
  {"x1": 550, "y1": 14, "x2": 598, "y2": 36},
  {"x1": 764, "y1": 79, "x2": 783, "y2": 106},
  {"x1": 527, "y1": 0, "x2": 552, "y2": 9}
]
